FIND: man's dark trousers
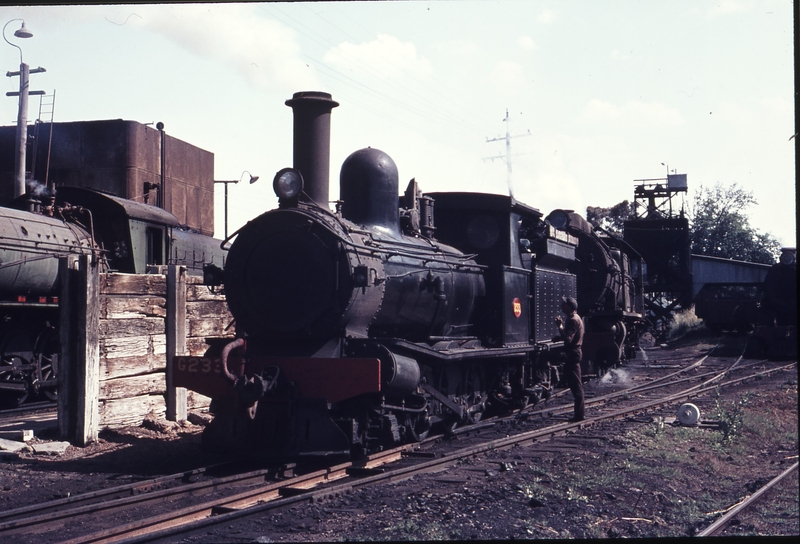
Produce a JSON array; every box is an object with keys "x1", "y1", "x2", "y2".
[{"x1": 565, "y1": 351, "x2": 584, "y2": 419}]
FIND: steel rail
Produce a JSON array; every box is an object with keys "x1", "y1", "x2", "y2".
[
  {"x1": 519, "y1": 349, "x2": 757, "y2": 421},
  {"x1": 78, "y1": 362, "x2": 795, "y2": 544},
  {"x1": 696, "y1": 461, "x2": 799, "y2": 537},
  {"x1": 1, "y1": 345, "x2": 789, "y2": 542}
]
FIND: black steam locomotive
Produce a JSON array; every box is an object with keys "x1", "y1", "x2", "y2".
[
  {"x1": 174, "y1": 91, "x2": 645, "y2": 459},
  {"x1": 752, "y1": 248, "x2": 797, "y2": 359},
  {"x1": 544, "y1": 209, "x2": 646, "y2": 368},
  {"x1": 0, "y1": 187, "x2": 226, "y2": 406}
]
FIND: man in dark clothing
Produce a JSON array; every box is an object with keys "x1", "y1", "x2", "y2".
[{"x1": 555, "y1": 296, "x2": 585, "y2": 422}]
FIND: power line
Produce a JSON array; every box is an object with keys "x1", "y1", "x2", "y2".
[{"x1": 483, "y1": 109, "x2": 531, "y2": 197}]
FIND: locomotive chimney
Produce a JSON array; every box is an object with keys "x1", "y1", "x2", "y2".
[{"x1": 285, "y1": 91, "x2": 339, "y2": 206}]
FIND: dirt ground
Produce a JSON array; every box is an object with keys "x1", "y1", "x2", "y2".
[
  {"x1": 1, "y1": 338, "x2": 797, "y2": 541},
  {"x1": 185, "y1": 367, "x2": 799, "y2": 542}
]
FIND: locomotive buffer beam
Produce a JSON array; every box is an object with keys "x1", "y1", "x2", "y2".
[{"x1": 420, "y1": 382, "x2": 465, "y2": 420}]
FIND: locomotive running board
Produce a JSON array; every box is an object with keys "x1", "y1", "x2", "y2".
[{"x1": 384, "y1": 339, "x2": 557, "y2": 361}]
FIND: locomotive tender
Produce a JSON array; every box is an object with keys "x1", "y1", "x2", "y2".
[
  {"x1": 174, "y1": 91, "x2": 644, "y2": 459},
  {"x1": 0, "y1": 186, "x2": 226, "y2": 406}
]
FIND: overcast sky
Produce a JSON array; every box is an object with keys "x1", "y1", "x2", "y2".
[{"x1": 1, "y1": 1, "x2": 795, "y2": 247}]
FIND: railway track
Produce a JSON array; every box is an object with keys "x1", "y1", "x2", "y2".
[
  {"x1": 1, "y1": 341, "x2": 793, "y2": 543},
  {"x1": 696, "y1": 461, "x2": 799, "y2": 537},
  {"x1": 0, "y1": 400, "x2": 57, "y2": 420}
]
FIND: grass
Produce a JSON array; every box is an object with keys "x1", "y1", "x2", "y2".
[
  {"x1": 667, "y1": 307, "x2": 705, "y2": 341},
  {"x1": 512, "y1": 387, "x2": 798, "y2": 538}
]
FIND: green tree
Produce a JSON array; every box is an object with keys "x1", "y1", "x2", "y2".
[
  {"x1": 586, "y1": 200, "x2": 636, "y2": 237},
  {"x1": 688, "y1": 182, "x2": 781, "y2": 264}
]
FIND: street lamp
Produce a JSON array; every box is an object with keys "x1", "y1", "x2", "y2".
[
  {"x1": 4, "y1": 19, "x2": 46, "y2": 199},
  {"x1": 214, "y1": 171, "x2": 259, "y2": 239}
]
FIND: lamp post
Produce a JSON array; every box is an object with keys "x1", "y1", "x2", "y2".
[
  {"x1": 4, "y1": 19, "x2": 45, "y2": 199},
  {"x1": 214, "y1": 171, "x2": 259, "y2": 239}
]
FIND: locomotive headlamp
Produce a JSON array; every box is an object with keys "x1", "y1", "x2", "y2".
[
  {"x1": 547, "y1": 210, "x2": 570, "y2": 230},
  {"x1": 273, "y1": 168, "x2": 304, "y2": 200},
  {"x1": 779, "y1": 249, "x2": 796, "y2": 265}
]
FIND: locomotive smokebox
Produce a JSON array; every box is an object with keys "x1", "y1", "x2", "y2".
[
  {"x1": 340, "y1": 148, "x2": 400, "y2": 236},
  {"x1": 285, "y1": 91, "x2": 339, "y2": 206}
]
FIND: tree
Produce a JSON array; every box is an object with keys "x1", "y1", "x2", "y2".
[
  {"x1": 688, "y1": 182, "x2": 781, "y2": 264},
  {"x1": 586, "y1": 200, "x2": 636, "y2": 237}
]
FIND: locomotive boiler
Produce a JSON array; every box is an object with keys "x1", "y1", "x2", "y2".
[{"x1": 175, "y1": 91, "x2": 590, "y2": 459}]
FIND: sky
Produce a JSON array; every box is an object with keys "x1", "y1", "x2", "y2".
[{"x1": 1, "y1": 1, "x2": 795, "y2": 247}]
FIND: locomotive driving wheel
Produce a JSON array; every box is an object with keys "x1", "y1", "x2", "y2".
[
  {"x1": 0, "y1": 329, "x2": 36, "y2": 407},
  {"x1": 404, "y1": 411, "x2": 431, "y2": 442},
  {"x1": 34, "y1": 326, "x2": 59, "y2": 401}
]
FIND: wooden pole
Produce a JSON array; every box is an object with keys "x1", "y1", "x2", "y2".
[
  {"x1": 58, "y1": 254, "x2": 100, "y2": 444},
  {"x1": 166, "y1": 264, "x2": 187, "y2": 421}
]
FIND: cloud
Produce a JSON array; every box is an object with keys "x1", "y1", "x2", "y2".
[
  {"x1": 324, "y1": 34, "x2": 433, "y2": 81},
  {"x1": 518, "y1": 36, "x2": 539, "y2": 51},
  {"x1": 136, "y1": 4, "x2": 317, "y2": 91},
  {"x1": 538, "y1": 8, "x2": 558, "y2": 24},
  {"x1": 581, "y1": 99, "x2": 685, "y2": 127}
]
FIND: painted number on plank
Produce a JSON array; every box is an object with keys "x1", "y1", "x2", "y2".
[{"x1": 177, "y1": 357, "x2": 218, "y2": 374}]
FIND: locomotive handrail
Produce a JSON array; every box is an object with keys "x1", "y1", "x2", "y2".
[
  {"x1": 0, "y1": 238, "x2": 94, "y2": 254},
  {"x1": 59, "y1": 205, "x2": 98, "y2": 258}
]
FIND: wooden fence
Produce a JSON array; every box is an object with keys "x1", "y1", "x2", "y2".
[{"x1": 58, "y1": 255, "x2": 234, "y2": 445}]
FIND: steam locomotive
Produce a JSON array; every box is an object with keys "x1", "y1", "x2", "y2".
[
  {"x1": 174, "y1": 91, "x2": 645, "y2": 459},
  {"x1": 544, "y1": 210, "x2": 646, "y2": 367},
  {"x1": 0, "y1": 186, "x2": 226, "y2": 406},
  {"x1": 751, "y1": 248, "x2": 797, "y2": 359}
]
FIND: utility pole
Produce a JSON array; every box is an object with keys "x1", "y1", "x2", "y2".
[
  {"x1": 4, "y1": 19, "x2": 45, "y2": 199},
  {"x1": 484, "y1": 109, "x2": 530, "y2": 197}
]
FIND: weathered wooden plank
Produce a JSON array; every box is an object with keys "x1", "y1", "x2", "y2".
[
  {"x1": 101, "y1": 353, "x2": 165, "y2": 380},
  {"x1": 187, "y1": 284, "x2": 227, "y2": 302},
  {"x1": 187, "y1": 300, "x2": 232, "y2": 319},
  {"x1": 99, "y1": 395, "x2": 165, "y2": 428},
  {"x1": 101, "y1": 273, "x2": 167, "y2": 296},
  {"x1": 77, "y1": 255, "x2": 101, "y2": 446},
  {"x1": 100, "y1": 296, "x2": 167, "y2": 319},
  {"x1": 166, "y1": 265, "x2": 187, "y2": 421},
  {"x1": 59, "y1": 255, "x2": 101, "y2": 444},
  {"x1": 100, "y1": 373, "x2": 166, "y2": 401},
  {"x1": 100, "y1": 334, "x2": 166, "y2": 359},
  {"x1": 99, "y1": 317, "x2": 165, "y2": 337},
  {"x1": 186, "y1": 338, "x2": 215, "y2": 357},
  {"x1": 187, "y1": 391, "x2": 211, "y2": 410},
  {"x1": 188, "y1": 319, "x2": 236, "y2": 339}
]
